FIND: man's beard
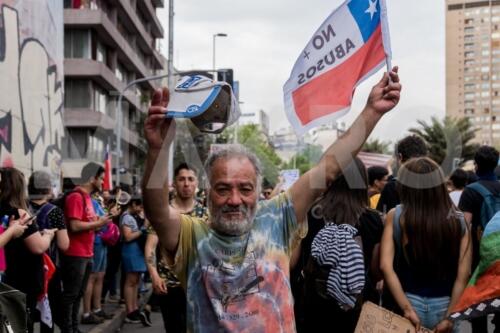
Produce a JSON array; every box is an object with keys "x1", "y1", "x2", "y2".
[{"x1": 209, "y1": 203, "x2": 257, "y2": 236}]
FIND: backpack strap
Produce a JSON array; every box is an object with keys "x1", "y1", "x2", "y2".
[
  {"x1": 392, "y1": 204, "x2": 403, "y2": 257},
  {"x1": 467, "y1": 182, "x2": 492, "y2": 199},
  {"x1": 33, "y1": 202, "x2": 56, "y2": 230}
]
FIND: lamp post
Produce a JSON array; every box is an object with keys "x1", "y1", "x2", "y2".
[{"x1": 212, "y1": 33, "x2": 227, "y2": 81}]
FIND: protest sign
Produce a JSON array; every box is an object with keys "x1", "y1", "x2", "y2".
[{"x1": 355, "y1": 302, "x2": 431, "y2": 333}]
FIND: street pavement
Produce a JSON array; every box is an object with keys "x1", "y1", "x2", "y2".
[{"x1": 119, "y1": 310, "x2": 164, "y2": 333}]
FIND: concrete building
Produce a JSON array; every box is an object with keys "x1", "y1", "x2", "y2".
[
  {"x1": 446, "y1": 0, "x2": 500, "y2": 146},
  {"x1": 239, "y1": 109, "x2": 270, "y2": 137},
  {"x1": 62, "y1": 0, "x2": 165, "y2": 189}
]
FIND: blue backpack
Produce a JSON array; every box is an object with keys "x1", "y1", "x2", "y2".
[{"x1": 466, "y1": 182, "x2": 500, "y2": 229}]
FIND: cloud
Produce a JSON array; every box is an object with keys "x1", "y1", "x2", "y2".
[{"x1": 158, "y1": 0, "x2": 445, "y2": 144}]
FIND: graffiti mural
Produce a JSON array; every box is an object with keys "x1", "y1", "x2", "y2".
[{"x1": 0, "y1": 1, "x2": 64, "y2": 188}]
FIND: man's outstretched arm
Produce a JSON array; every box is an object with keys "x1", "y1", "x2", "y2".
[
  {"x1": 142, "y1": 87, "x2": 181, "y2": 253},
  {"x1": 290, "y1": 67, "x2": 402, "y2": 223}
]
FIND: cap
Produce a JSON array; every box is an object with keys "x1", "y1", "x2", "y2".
[{"x1": 166, "y1": 75, "x2": 240, "y2": 133}]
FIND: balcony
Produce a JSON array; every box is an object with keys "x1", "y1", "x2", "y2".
[
  {"x1": 64, "y1": 58, "x2": 143, "y2": 110},
  {"x1": 64, "y1": 108, "x2": 142, "y2": 149},
  {"x1": 113, "y1": 0, "x2": 164, "y2": 68},
  {"x1": 64, "y1": 9, "x2": 158, "y2": 90},
  {"x1": 137, "y1": 0, "x2": 164, "y2": 38}
]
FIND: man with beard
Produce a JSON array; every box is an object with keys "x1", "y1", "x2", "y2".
[{"x1": 143, "y1": 68, "x2": 402, "y2": 332}]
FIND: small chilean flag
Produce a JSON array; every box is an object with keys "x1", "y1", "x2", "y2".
[
  {"x1": 103, "y1": 145, "x2": 112, "y2": 191},
  {"x1": 283, "y1": 0, "x2": 392, "y2": 135}
]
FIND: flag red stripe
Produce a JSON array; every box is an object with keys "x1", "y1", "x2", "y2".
[
  {"x1": 103, "y1": 154, "x2": 112, "y2": 190},
  {"x1": 292, "y1": 26, "x2": 385, "y2": 126}
]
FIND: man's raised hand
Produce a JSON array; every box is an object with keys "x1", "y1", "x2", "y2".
[{"x1": 144, "y1": 87, "x2": 176, "y2": 150}]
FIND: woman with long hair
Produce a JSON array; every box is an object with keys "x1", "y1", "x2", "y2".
[
  {"x1": 380, "y1": 157, "x2": 471, "y2": 332},
  {"x1": 297, "y1": 158, "x2": 384, "y2": 332},
  {"x1": 0, "y1": 167, "x2": 55, "y2": 333}
]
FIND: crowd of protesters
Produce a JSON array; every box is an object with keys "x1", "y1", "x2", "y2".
[{"x1": 0, "y1": 66, "x2": 498, "y2": 333}]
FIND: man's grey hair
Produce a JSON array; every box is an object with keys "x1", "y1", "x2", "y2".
[{"x1": 204, "y1": 144, "x2": 262, "y2": 191}]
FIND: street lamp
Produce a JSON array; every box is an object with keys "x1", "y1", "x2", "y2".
[{"x1": 212, "y1": 33, "x2": 227, "y2": 81}]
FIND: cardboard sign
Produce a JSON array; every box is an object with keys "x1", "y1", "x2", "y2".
[{"x1": 355, "y1": 302, "x2": 431, "y2": 333}]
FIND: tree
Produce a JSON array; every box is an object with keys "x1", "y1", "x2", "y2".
[
  {"x1": 283, "y1": 144, "x2": 323, "y2": 176},
  {"x1": 362, "y1": 138, "x2": 391, "y2": 154},
  {"x1": 235, "y1": 124, "x2": 283, "y2": 185},
  {"x1": 409, "y1": 116, "x2": 479, "y2": 174},
  {"x1": 213, "y1": 124, "x2": 283, "y2": 185}
]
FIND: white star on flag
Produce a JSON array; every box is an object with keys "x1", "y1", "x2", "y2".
[{"x1": 365, "y1": 0, "x2": 378, "y2": 20}]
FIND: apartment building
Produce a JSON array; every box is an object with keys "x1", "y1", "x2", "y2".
[
  {"x1": 446, "y1": 0, "x2": 500, "y2": 146},
  {"x1": 62, "y1": 0, "x2": 165, "y2": 189}
]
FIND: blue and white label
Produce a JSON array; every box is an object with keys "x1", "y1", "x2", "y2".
[
  {"x1": 177, "y1": 75, "x2": 203, "y2": 90},
  {"x1": 186, "y1": 105, "x2": 200, "y2": 113}
]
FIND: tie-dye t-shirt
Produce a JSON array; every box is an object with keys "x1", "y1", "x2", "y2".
[{"x1": 173, "y1": 192, "x2": 305, "y2": 333}]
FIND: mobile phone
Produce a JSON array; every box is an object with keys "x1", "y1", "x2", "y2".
[{"x1": 25, "y1": 215, "x2": 37, "y2": 223}]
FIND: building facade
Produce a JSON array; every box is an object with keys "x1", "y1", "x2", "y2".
[
  {"x1": 239, "y1": 110, "x2": 270, "y2": 137},
  {"x1": 62, "y1": 0, "x2": 165, "y2": 189},
  {"x1": 446, "y1": 0, "x2": 500, "y2": 146}
]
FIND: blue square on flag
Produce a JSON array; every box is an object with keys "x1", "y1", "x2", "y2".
[{"x1": 348, "y1": 0, "x2": 381, "y2": 42}]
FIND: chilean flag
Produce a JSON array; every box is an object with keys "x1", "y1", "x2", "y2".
[
  {"x1": 103, "y1": 145, "x2": 112, "y2": 191},
  {"x1": 283, "y1": 0, "x2": 392, "y2": 136}
]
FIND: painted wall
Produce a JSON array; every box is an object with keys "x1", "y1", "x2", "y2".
[{"x1": 0, "y1": 1, "x2": 64, "y2": 190}]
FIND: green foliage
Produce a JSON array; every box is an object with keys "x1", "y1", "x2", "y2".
[
  {"x1": 284, "y1": 144, "x2": 323, "y2": 175},
  {"x1": 362, "y1": 138, "x2": 391, "y2": 154},
  {"x1": 173, "y1": 120, "x2": 214, "y2": 178},
  {"x1": 235, "y1": 124, "x2": 283, "y2": 185},
  {"x1": 409, "y1": 116, "x2": 479, "y2": 174}
]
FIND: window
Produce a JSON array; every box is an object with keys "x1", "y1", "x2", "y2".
[
  {"x1": 464, "y1": 27, "x2": 475, "y2": 34},
  {"x1": 464, "y1": 43, "x2": 475, "y2": 50},
  {"x1": 465, "y1": 51, "x2": 475, "y2": 58},
  {"x1": 96, "y1": 40, "x2": 107, "y2": 64},
  {"x1": 94, "y1": 86, "x2": 107, "y2": 114},
  {"x1": 87, "y1": 135, "x2": 105, "y2": 161},
  {"x1": 64, "y1": 80, "x2": 91, "y2": 108},
  {"x1": 64, "y1": 30, "x2": 91, "y2": 59},
  {"x1": 115, "y1": 63, "x2": 127, "y2": 83},
  {"x1": 465, "y1": 92, "x2": 475, "y2": 100}
]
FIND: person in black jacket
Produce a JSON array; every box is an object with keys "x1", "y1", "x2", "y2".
[{"x1": 376, "y1": 135, "x2": 428, "y2": 213}]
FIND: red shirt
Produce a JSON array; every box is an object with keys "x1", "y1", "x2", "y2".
[{"x1": 64, "y1": 187, "x2": 96, "y2": 257}]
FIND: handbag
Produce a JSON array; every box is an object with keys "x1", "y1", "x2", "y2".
[{"x1": 99, "y1": 223, "x2": 120, "y2": 247}]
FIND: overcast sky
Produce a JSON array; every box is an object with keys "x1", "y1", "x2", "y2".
[{"x1": 157, "y1": 0, "x2": 445, "y2": 145}]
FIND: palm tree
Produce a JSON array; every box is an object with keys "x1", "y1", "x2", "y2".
[
  {"x1": 409, "y1": 116, "x2": 479, "y2": 174},
  {"x1": 362, "y1": 138, "x2": 391, "y2": 154}
]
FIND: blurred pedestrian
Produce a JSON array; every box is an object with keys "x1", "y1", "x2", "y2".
[
  {"x1": 60, "y1": 162, "x2": 114, "y2": 333},
  {"x1": 28, "y1": 170, "x2": 69, "y2": 332},
  {"x1": 381, "y1": 157, "x2": 471, "y2": 332},
  {"x1": 0, "y1": 167, "x2": 55, "y2": 333},
  {"x1": 376, "y1": 135, "x2": 428, "y2": 213}
]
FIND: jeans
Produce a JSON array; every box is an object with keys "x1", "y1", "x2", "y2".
[
  {"x1": 59, "y1": 255, "x2": 92, "y2": 333},
  {"x1": 406, "y1": 293, "x2": 458, "y2": 332}
]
